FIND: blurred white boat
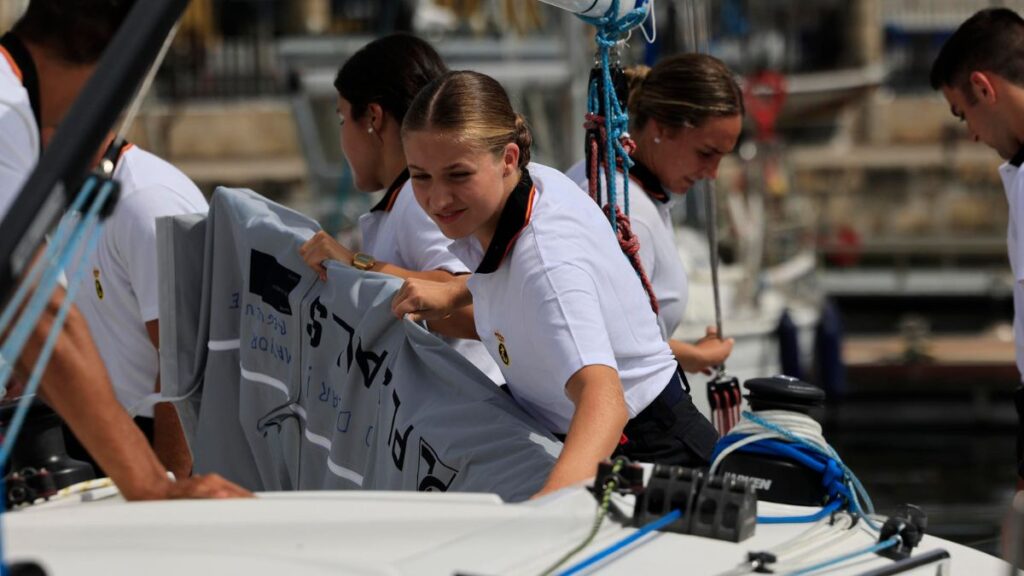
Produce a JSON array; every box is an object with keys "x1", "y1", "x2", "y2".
[{"x1": 675, "y1": 223, "x2": 823, "y2": 418}]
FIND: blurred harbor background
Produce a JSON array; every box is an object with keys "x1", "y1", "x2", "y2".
[{"x1": 3, "y1": 0, "x2": 1021, "y2": 556}]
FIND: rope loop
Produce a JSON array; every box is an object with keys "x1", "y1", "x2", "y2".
[
  {"x1": 710, "y1": 410, "x2": 879, "y2": 529},
  {"x1": 580, "y1": 0, "x2": 658, "y2": 314},
  {"x1": 579, "y1": 0, "x2": 649, "y2": 229},
  {"x1": 603, "y1": 204, "x2": 659, "y2": 314}
]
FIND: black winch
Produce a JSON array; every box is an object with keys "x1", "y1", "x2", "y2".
[{"x1": 715, "y1": 375, "x2": 831, "y2": 507}]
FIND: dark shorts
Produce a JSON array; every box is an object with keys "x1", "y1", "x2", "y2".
[{"x1": 615, "y1": 369, "x2": 719, "y2": 467}]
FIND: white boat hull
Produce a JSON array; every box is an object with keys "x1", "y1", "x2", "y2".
[{"x1": 7, "y1": 487, "x2": 1010, "y2": 575}]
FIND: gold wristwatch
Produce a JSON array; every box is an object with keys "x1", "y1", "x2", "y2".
[{"x1": 352, "y1": 252, "x2": 376, "y2": 271}]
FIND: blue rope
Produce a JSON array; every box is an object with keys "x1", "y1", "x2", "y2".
[
  {"x1": 742, "y1": 411, "x2": 878, "y2": 529},
  {"x1": 0, "y1": 231, "x2": 83, "y2": 391},
  {"x1": 0, "y1": 209, "x2": 107, "y2": 468},
  {"x1": 556, "y1": 508, "x2": 681, "y2": 576},
  {"x1": 712, "y1": 411, "x2": 879, "y2": 530},
  {"x1": 579, "y1": 0, "x2": 649, "y2": 230},
  {"x1": 712, "y1": 438, "x2": 853, "y2": 506},
  {"x1": 0, "y1": 176, "x2": 112, "y2": 576},
  {"x1": 0, "y1": 178, "x2": 115, "y2": 468},
  {"x1": 786, "y1": 536, "x2": 900, "y2": 576},
  {"x1": 0, "y1": 177, "x2": 97, "y2": 357},
  {"x1": 757, "y1": 498, "x2": 843, "y2": 525},
  {"x1": 0, "y1": 190, "x2": 100, "y2": 394}
]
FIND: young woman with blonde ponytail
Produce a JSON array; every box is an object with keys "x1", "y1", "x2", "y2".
[
  {"x1": 392, "y1": 70, "x2": 718, "y2": 496},
  {"x1": 296, "y1": 34, "x2": 502, "y2": 384}
]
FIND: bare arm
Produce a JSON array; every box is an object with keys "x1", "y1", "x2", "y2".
[
  {"x1": 28, "y1": 290, "x2": 249, "y2": 499},
  {"x1": 392, "y1": 275, "x2": 478, "y2": 340},
  {"x1": 534, "y1": 365, "x2": 630, "y2": 497},
  {"x1": 147, "y1": 320, "x2": 193, "y2": 479},
  {"x1": 300, "y1": 232, "x2": 477, "y2": 338},
  {"x1": 670, "y1": 327, "x2": 734, "y2": 374},
  {"x1": 299, "y1": 230, "x2": 452, "y2": 282}
]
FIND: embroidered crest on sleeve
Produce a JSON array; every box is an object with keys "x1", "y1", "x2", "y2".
[
  {"x1": 494, "y1": 331, "x2": 510, "y2": 366},
  {"x1": 93, "y1": 268, "x2": 104, "y2": 300}
]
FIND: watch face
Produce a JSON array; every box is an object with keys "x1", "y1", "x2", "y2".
[{"x1": 354, "y1": 253, "x2": 375, "y2": 270}]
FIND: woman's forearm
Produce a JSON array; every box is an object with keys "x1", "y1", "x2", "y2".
[{"x1": 537, "y1": 365, "x2": 629, "y2": 496}]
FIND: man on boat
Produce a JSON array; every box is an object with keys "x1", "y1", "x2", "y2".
[
  {"x1": 0, "y1": 0, "x2": 248, "y2": 499},
  {"x1": 932, "y1": 7, "x2": 1024, "y2": 489}
]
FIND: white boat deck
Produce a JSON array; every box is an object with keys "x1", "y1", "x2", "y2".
[{"x1": 6, "y1": 485, "x2": 1011, "y2": 575}]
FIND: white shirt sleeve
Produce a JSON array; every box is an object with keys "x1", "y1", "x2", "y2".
[
  {"x1": 564, "y1": 159, "x2": 588, "y2": 189},
  {"x1": 112, "y1": 186, "x2": 207, "y2": 322},
  {"x1": 1011, "y1": 177, "x2": 1024, "y2": 283},
  {"x1": 396, "y1": 192, "x2": 469, "y2": 274},
  {"x1": 570, "y1": 169, "x2": 658, "y2": 272},
  {"x1": 525, "y1": 262, "x2": 618, "y2": 391},
  {"x1": 0, "y1": 101, "x2": 39, "y2": 218}
]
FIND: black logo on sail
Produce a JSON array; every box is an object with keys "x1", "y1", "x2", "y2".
[
  {"x1": 249, "y1": 249, "x2": 301, "y2": 315},
  {"x1": 417, "y1": 439, "x2": 458, "y2": 492}
]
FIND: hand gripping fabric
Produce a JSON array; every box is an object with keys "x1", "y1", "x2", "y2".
[{"x1": 156, "y1": 187, "x2": 561, "y2": 502}]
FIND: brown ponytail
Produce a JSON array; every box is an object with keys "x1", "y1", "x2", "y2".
[
  {"x1": 623, "y1": 65, "x2": 652, "y2": 115},
  {"x1": 403, "y1": 71, "x2": 533, "y2": 168},
  {"x1": 512, "y1": 114, "x2": 533, "y2": 168},
  {"x1": 627, "y1": 54, "x2": 743, "y2": 131}
]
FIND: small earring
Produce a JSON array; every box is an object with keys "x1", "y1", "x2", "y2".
[
  {"x1": 653, "y1": 136, "x2": 661, "y2": 144},
  {"x1": 367, "y1": 127, "x2": 374, "y2": 134}
]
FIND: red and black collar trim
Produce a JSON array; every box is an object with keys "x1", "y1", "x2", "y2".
[
  {"x1": 1011, "y1": 144, "x2": 1024, "y2": 168},
  {"x1": 0, "y1": 33, "x2": 42, "y2": 153},
  {"x1": 370, "y1": 169, "x2": 410, "y2": 213},
  {"x1": 101, "y1": 138, "x2": 135, "y2": 168},
  {"x1": 116, "y1": 140, "x2": 134, "y2": 164},
  {"x1": 621, "y1": 159, "x2": 670, "y2": 204},
  {"x1": 476, "y1": 169, "x2": 536, "y2": 274}
]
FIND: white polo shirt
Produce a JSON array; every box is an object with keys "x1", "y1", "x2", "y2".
[
  {"x1": 566, "y1": 158, "x2": 689, "y2": 339},
  {"x1": 0, "y1": 34, "x2": 41, "y2": 217},
  {"x1": 448, "y1": 162, "x2": 678, "y2": 434},
  {"x1": 73, "y1": 145, "x2": 208, "y2": 417},
  {"x1": 358, "y1": 171, "x2": 504, "y2": 385},
  {"x1": 999, "y1": 150, "x2": 1024, "y2": 382},
  {"x1": 1, "y1": 36, "x2": 208, "y2": 417}
]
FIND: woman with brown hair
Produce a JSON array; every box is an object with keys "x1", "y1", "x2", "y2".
[
  {"x1": 392, "y1": 70, "x2": 718, "y2": 496},
  {"x1": 567, "y1": 53, "x2": 744, "y2": 376},
  {"x1": 296, "y1": 34, "x2": 502, "y2": 384}
]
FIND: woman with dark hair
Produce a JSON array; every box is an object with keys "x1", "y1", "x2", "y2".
[
  {"x1": 566, "y1": 53, "x2": 744, "y2": 376},
  {"x1": 393, "y1": 70, "x2": 718, "y2": 496},
  {"x1": 298, "y1": 34, "x2": 502, "y2": 384}
]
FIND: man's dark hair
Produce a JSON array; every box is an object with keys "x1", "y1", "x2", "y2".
[
  {"x1": 11, "y1": 0, "x2": 135, "y2": 65},
  {"x1": 334, "y1": 33, "x2": 448, "y2": 124},
  {"x1": 930, "y1": 8, "x2": 1024, "y2": 101}
]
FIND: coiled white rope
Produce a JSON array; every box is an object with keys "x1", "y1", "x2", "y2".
[{"x1": 710, "y1": 410, "x2": 831, "y2": 475}]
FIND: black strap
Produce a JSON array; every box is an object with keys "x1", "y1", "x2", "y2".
[
  {"x1": 476, "y1": 169, "x2": 535, "y2": 274},
  {"x1": 1011, "y1": 144, "x2": 1024, "y2": 168},
  {"x1": 369, "y1": 169, "x2": 410, "y2": 213},
  {"x1": 100, "y1": 138, "x2": 133, "y2": 168}
]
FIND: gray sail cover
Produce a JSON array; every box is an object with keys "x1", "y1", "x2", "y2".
[{"x1": 157, "y1": 187, "x2": 560, "y2": 502}]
